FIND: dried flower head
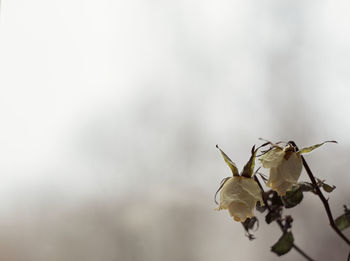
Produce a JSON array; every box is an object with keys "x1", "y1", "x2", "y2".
[
  {"x1": 259, "y1": 141, "x2": 336, "y2": 196},
  {"x1": 215, "y1": 145, "x2": 264, "y2": 222}
]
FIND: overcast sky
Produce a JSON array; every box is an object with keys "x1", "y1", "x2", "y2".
[{"x1": 1, "y1": 1, "x2": 350, "y2": 260}]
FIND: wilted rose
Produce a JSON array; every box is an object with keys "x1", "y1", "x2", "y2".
[
  {"x1": 216, "y1": 176, "x2": 264, "y2": 222},
  {"x1": 259, "y1": 145, "x2": 302, "y2": 196},
  {"x1": 259, "y1": 141, "x2": 336, "y2": 196},
  {"x1": 215, "y1": 145, "x2": 264, "y2": 222}
]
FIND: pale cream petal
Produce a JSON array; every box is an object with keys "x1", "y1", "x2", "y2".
[
  {"x1": 276, "y1": 152, "x2": 302, "y2": 183},
  {"x1": 218, "y1": 177, "x2": 244, "y2": 209},
  {"x1": 240, "y1": 177, "x2": 264, "y2": 206},
  {"x1": 217, "y1": 176, "x2": 262, "y2": 222},
  {"x1": 267, "y1": 167, "x2": 280, "y2": 187},
  {"x1": 274, "y1": 181, "x2": 295, "y2": 196},
  {"x1": 259, "y1": 148, "x2": 285, "y2": 168},
  {"x1": 228, "y1": 201, "x2": 251, "y2": 222},
  {"x1": 266, "y1": 152, "x2": 302, "y2": 195}
]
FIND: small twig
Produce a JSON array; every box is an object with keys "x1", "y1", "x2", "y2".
[
  {"x1": 254, "y1": 176, "x2": 315, "y2": 261},
  {"x1": 288, "y1": 141, "x2": 350, "y2": 246},
  {"x1": 302, "y1": 155, "x2": 350, "y2": 245}
]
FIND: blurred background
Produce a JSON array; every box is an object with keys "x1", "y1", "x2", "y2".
[{"x1": 0, "y1": 0, "x2": 350, "y2": 260}]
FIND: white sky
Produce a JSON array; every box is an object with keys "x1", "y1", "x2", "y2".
[
  {"x1": 1, "y1": 0, "x2": 350, "y2": 204},
  {"x1": 1, "y1": 2, "x2": 350, "y2": 261}
]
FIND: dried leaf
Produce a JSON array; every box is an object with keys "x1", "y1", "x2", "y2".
[
  {"x1": 335, "y1": 213, "x2": 350, "y2": 231},
  {"x1": 283, "y1": 215, "x2": 293, "y2": 231},
  {"x1": 271, "y1": 232, "x2": 294, "y2": 256},
  {"x1": 265, "y1": 210, "x2": 280, "y2": 224},
  {"x1": 298, "y1": 182, "x2": 315, "y2": 193},
  {"x1": 268, "y1": 191, "x2": 283, "y2": 208},
  {"x1": 322, "y1": 183, "x2": 336, "y2": 193},
  {"x1": 281, "y1": 186, "x2": 303, "y2": 209},
  {"x1": 255, "y1": 201, "x2": 267, "y2": 213},
  {"x1": 242, "y1": 217, "x2": 259, "y2": 240},
  {"x1": 242, "y1": 216, "x2": 258, "y2": 231}
]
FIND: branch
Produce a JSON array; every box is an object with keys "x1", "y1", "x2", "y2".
[
  {"x1": 254, "y1": 176, "x2": 315, "y2": 261},
  {"x1": 301, "y1": 155, "x2": 350, "y2": 245},
  {"x1": 288, "y1": 141, "x2": 350, "y2": 246}
]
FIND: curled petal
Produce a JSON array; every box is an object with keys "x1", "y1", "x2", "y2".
[
  {"x1": 228, "y1": 201, "x2": 253, "y2": 222},
  {"x1": 266, "y1": 151, "x2": 302, "y2": 196},
  {"x1": 217, "y1": 176, "x2": 263, "y2": 222},
  {"x1": 259, "y1": 147, "x2": 285, "y2": 168}
]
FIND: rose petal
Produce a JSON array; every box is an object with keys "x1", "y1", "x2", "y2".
[
  {"x1": 228, "y1": 201, "x2": 253, "y2": 222},
  {"x1": 217, "y1": 176, "x2": 263, "y2": 222},
  {"x1": 259, "y1": 147, "x2": 285, "y2": 168},
  {"x1": 266, "y1": 152, "x2": 302, "y2": 196}
]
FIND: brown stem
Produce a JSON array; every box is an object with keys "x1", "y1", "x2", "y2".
[
  {"x1": 288, "y1": 141, "x2": 350, "y2": 246},
  {"x1": 301, "y1": 155, "x2": 350, "y2": 246},
  {"x1": 292, "y1": 244, "x2": 316, "y2": 261},
  {"x1": 254, "y1": 176, "x2": 315, "y2": 261}
]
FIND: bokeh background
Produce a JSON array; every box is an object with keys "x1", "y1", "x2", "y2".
[{"x1": 1, "y1": 0, "x2": 350, "y2": 260}]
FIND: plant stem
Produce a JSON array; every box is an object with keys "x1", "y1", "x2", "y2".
[
  {"x1": 254, "y1": 176, "x2": 315, "y2": 261},
  {"x1": 292, "y1": 244, "x2": 315, "y2": 261},
  {"x1": 288, "y1": 141, "x2": 350, "y2": 246},
  {"x1": 301, "y1": 155, "x2": 350, "y2": 246}
]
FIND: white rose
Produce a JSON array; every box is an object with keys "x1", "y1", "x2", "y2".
[
  {"x1": 259, "y1": 141, "x2": 336, "y2": 196},
  {"x1": 216, "y1": 176, "x2": 264, "y2": 222},
  {"x1": 216, "y1": 145, "x2": 264, "y2": 222},
  {"x1": 260, "y1": 146, "x2": 302, "y2": 196}
]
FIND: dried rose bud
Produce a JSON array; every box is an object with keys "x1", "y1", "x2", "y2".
[
  {"x1": 259, "y1": 145, "x2": 301, "y2": 196},
  {"x1": 216, "y1": 176, "x2": 264, "y2": 222},
  {"x1": 259, "y1": 141, "x2": 336, "y2": 196},
  {"x1": 215, "y1": 145, "x2": 264, "y2": 222}
]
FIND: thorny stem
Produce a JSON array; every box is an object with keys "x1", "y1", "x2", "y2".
[
  {"x1": 302, "y1": 156, "x2": 350, "y2": 245},
  {"x1": 254, "y1": 176, "x2": 315, "y2": 261},
  {"x1": 288, "y1": 141, "x2": 350, "y2": 246}
]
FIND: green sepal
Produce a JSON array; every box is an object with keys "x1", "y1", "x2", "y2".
[
  {"x1": 241, "y1": 145, "x2": 257, "y2": 178},
  {"x1": 271, "y1": 232, "x2": 294, "y2": 256},
  {"x1": 298, "y1": 140, "x2": 337, "y2": 154},
  {"x1": 216, "y1": 145, "x2": 239, "y2": 176}
]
